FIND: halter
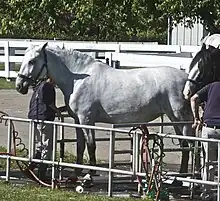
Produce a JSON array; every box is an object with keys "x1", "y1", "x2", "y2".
[
  {"x1": 17, "y1": 50, "x2": 48, "y2": 86},
  {"x1": 187, "y1": 78, "x2": 201, "y2": 85},
  {"x1": 186, "y1": 78, "x2": 204, "y2": 93}
]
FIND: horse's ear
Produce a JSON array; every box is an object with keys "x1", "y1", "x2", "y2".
[
  {"x1": 62, "y1": 43, "x2": 65, "y2": 50},
  {"x1": 38, "y1": 42, "x2": 48, "y2": 52}
]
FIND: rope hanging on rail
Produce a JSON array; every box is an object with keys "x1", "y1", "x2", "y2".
[
  {"x1": 0, "y1": 111, "x2": 83, "y2": 188},
  {"x1": 129, "y1": 125, "x2": 169, "y2": 201}
]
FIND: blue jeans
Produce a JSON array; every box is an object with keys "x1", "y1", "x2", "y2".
[{"x1": 202, "y1": 126, "x2": 220, "y2": 190}]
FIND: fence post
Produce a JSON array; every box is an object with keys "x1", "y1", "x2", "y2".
[
  {"x1": 51, "y1": 124, "x2": 57, "y2": 189},
  {"x1": 106, "y1": 58, "x2": 109, "y2": 65},
  {"x1": 115, "y1": 44, "x2": 121, "y2": 53},
  {"x1": 218, "y1": 141, "x2": 220, "y2": 201},
  {"x1": 159, "y1": 115, "x2": 164, "y2": 133},
  {"x1": 6, "y1": 119, "x2": 12, "y2": 182},
  {"x1": 9, "y1": 47, "x2": 15, "y2": 73},
  {"x1": 132, "y1": 132, "x2": 136, "y2": 174},
  {"x1": 59, "y1": 117, "x2": 64, "y2": 180},
  {"x1": 29, "y1": 121, "x2": 34, "y2": 162},
  {"x1": 135, "y1": 133, "x2": 140, "y2": 174},
  {"x1": 105, "y1": 52, "x2": 112, "y2": 67},
  {"x1": 4, "y1": 41, "x2": 10, "y2": 80},
  {"x1": 112, "y1": 60, "x2": 120, "y2": 69},
  {"x1": 108, "y1": 124, "x2": 115, "y2": 197}
]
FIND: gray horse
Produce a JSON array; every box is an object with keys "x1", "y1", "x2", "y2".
[{"x1": 15, "y1": 43, "x2": 193, "y2": 173}]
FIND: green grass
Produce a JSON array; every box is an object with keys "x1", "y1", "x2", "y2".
[
  {"x1": 0, "y1": 181, "x2": 153, "y2": 201},
  {"x1": 0, "y1": 63, "x2": 20, "y2": 71},
  {"x1": 0, "y1": 63, "x2": 19, "y2": 89},
  {"x1": 0, "y1": 78, "x2": 16, "y2": 89},
  {"x1": 0, "y1": 146, "x2": 154, "y2": 201}
]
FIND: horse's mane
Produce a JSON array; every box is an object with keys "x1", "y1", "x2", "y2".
[
  {"x1": 189, "y1": 44, "x2": 207, "y2": 71},
  {"x1": 189, "y1": 43, "x2": 220, "y2": 81},
  {"x1": 47, "y1": 46, "x2": 97, "y2": 72},
  {"x1": 209, "y1": 48, "x2": 220, "y2": 80}
]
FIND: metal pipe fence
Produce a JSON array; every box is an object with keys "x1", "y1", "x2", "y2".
[{"x1": 0, "y1": 116, "x2": 220, "y2": 200}]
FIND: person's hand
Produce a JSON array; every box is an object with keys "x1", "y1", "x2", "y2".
[
  {"x1": 56, "y1": 111, "x2": 64, "y2": 121},
  {"x1": 58, "y1": 106, "x2": 67, "y2": 113},
  {"x1": 192, "y1": 118, "x2": 202, "y2": 129}
]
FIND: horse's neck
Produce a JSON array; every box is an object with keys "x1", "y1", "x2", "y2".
[
  {"x1": 46, "y1": 50, "x2": 73, "y2": 96},
  {"x1": 52, "y1": 49, "x2": 95, "y2": 73}
]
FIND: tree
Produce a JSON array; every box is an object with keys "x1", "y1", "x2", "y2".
[
  {"x1": 0, "y1": 0, "x2": 168, "y2": 42},
  {"x1": 152, "y1": 0, "x2": 220, "y2": 34},
  {"x1": 2, "y1": 0, "x2": 219, "y2": 42}
]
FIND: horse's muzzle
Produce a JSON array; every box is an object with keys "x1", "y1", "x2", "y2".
[{"x1": 15, "y1": 83, "x2": 28, "y2": 94}]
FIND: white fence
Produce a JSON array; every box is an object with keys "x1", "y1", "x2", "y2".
[
  {"x1": 1, "y1": 115, "x2": 220, "y2": 199},
  {"x1": 0, "y1": 39, "x2": 202, "y2": 79}
]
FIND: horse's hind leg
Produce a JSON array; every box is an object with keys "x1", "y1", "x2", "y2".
[
  {"x1": 76, "y1": 127, "x2": 86, "y2": 165},
  {"x1": 173, "y1": 125, "x2": 190, "y2": 173},
  {"x1": 78, "y1": 116, "x2": 97, "y2": 172},
  {"x1": 83, "y1": 127, "x2": 96, "y2": 174},
  {"x1": 74, "y1": 118, "x2": 86, "y2": 168},
  {"x1": 167, "y1": 108, "x2": 193, "y2": 173}
]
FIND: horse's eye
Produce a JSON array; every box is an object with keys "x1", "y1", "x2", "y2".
[{"x1": 29, "y1": 60, "x2": 35, "y2": 65}]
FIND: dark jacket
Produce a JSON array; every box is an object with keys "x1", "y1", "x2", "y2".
[{"x1": 28, "y1": 81, "x2": 56, "y2": 121}]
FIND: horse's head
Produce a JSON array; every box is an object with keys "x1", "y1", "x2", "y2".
[
  {"x1": 183, "y1": 44, "x2": 220, "y2": 100},
  {"x1": 15, "y1": 42, "x2": 48, "y2": 94}
]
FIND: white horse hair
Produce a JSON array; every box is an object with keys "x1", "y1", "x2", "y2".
[{"x1": 16, "y1": 43, "x2": 194, "y2": 173}]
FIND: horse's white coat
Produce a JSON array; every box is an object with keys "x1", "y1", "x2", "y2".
[{"x1": 15, "y1": 43, "x2": 193, "y2": 172}]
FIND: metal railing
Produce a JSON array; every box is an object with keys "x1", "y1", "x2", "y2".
[{"x1": 0, "y1": 115, "x2": 220, "y2": 200}]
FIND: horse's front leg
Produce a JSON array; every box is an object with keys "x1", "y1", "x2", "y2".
[
  {"x1": 80, "y1": 127, "x2": 96, "y2": 175},
  {"x1": 76, "y1": 127, "x2": 86, "y2": 165},
  {"x1": 173, "y1": 124, "x2": 191, "y2": 173},
  {"x1": 74, "y1": 117, "x2": 86, "y2": 175}
]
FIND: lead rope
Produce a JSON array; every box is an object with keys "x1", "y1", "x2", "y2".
[
  {"x1": 0, "y1": 111, "x2": 80, "y2": 188},
  {"x1": 129, "y1": 125, "x2": 168, "y2": 200}
]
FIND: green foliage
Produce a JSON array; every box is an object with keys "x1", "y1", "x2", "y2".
[
  {"x1": 1, "y1": 0, "x2": 220, "y2": 43},
  {"x1": 157, "y1": 0, "x2": 220, "y2": 31},
  {"x1": 0, "y1": 0, "x2": 168, "y2": 43}
]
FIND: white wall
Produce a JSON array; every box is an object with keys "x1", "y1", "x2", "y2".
[{"x1": 170, "y1": 19, "x2": 206, "y2": 46}]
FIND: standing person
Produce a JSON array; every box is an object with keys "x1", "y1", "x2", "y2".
[
  {"x1": 27, "y1": 77, "x2": 64, "y2": 180},
  {"x1": 191, "y1": 81, "x2": 220, "y2": 201}
]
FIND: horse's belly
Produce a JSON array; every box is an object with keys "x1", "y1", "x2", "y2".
[
  {"x1": 108, "y1": 113, "x2": 162, "y2": 124},
  {"x1": 97, "y1": 105, "x2": 163, "y2": 124}
]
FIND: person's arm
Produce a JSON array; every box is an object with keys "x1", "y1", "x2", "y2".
[
  {"x1": 58, "y1": 105, "x2": 67, "y2": 113},
  {"x1": 190, "y1": 93, "x2": 201, "y2": 128},
  {"x1": 190, "y1": 84, "x2": 210, "y2": 128},
  {"x1": 42, "y1": 83, "x2": 64, "y2": 120},
  {"x1": 49, "y1": 103, "x2": 64, "y2": 120}
]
